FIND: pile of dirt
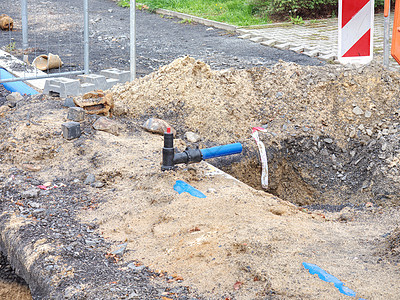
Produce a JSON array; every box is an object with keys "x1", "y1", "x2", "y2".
[
  {"x1": 111, "y1": 56, "x2": 400, "y2": 206},
  {"x1": 1, "y1": 58, "x2": 400, "y2": 299}
]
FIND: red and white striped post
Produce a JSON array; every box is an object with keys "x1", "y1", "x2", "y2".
[{"x1": 338, "y1": 0, "x2": 374, "y2": 64}]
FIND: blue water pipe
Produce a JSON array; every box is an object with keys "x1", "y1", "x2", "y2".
[
  {"x1": 161, "y1": 128, "x2": 242, "y2": 171},
  {"x1": 0, "y1": 68, "x2": 39, "y2": 95},
  {"x1": 201, "y1": 143, "x2": 242, "y2": 160}
]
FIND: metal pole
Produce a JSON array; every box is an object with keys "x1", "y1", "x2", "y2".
[
  {"x1": 21, "y1": 0, "x2": 29, "y2": 65},
  {"x1": 384, "y1": 0, "x2": 391, "y2": 68},
  {"x1": 84, "y1": 0, "x2": 89, "y2": 74},
  {"x1": 0, "y1": 70, "x2": 85, "y2": 84},
  {"x1": 130, "y1": 0, "x2": 136, "y2": 81},
  {"x1": 21, "y1": 0, "x2": 28, "y2": 50}
]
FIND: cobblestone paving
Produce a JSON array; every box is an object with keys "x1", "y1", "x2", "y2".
[{"x1": 238, "y1": 13, "x2": 400, "y2": 70}]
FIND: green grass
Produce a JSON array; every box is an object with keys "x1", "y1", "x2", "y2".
[{"x1": 117, "y1": 0, "x2": 271, "y2": 26}]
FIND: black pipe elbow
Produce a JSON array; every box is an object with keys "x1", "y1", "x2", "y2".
[
  {"x1": 173, "y1": 149, "x2": 202, "y2": 165},
  {"x1": 161, "y1": 130, "x2": 203, "y2": 171}
]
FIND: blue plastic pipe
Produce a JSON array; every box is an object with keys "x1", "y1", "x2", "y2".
[
  {"x1": 0, "y1": 68, "x2": 39, "y2": 95},
  {"x1": 201, "y1": 143, "x2": 242, "y2": 160}
]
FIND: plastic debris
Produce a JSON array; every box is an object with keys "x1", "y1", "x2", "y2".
[
  {"x1": 37, "y1": 183, "x2": 60, "y2": 190},
  {"x1": 173, "y1": 180, "x2": 206, "y2": 198},
  {"x1": 303, "y1": 262, "x2": 358, "y2": 298},
  {"x1": 32, "y1": 53, "x2": 63, "y2": 71},
  {"x1": 251, "y1": 127, "x2": 269, "y2": 189},
  {"x1": 0, "y1": 14, "x2": 13, "y2": 31}
]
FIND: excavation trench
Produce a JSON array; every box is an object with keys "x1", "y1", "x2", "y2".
[{"x1": 211, "y1": 134, "x2": 400, "y2": 208}]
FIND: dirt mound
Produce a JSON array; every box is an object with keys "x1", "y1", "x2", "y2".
[
  {"x1": 1, "y1": 58, "x2": 400, "y2": 299},
  {"x1": 111, "y1": 56, "x2": 400, "y2": 206}
]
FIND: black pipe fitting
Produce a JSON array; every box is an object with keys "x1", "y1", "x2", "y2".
[
  {"x1": 161, "y1": 129, "x2": 176, "y2": 171},
  {"x1": 161, "y1": 129, "x2": 203, "y2": 171}
]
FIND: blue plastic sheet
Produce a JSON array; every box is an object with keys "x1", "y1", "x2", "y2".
[
  {"x1": 303, "y1": 262, "x2": 358, "y2": 298},
  {"x1": 173, "y1": 180, "x2": 206, "y2": 198}
]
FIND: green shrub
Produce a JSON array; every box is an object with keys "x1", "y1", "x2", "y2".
[{"x1": 248, "y1": 0, "x2": 389, "y2": 20}]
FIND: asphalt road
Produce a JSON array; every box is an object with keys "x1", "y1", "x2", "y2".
[{"x1": 1, "y1": 0, "x2": 324, "y2": 77}]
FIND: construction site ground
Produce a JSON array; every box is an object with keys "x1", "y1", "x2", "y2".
[
  {"x1": 1, "y1": 56, "x2": 400, "y2": 299},
  {"x1": 1, "y1": 0, "x2": 400, "y2": 299}
]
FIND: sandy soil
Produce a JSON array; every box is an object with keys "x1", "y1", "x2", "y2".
[
  {"x1": 1, "y1": 58, "x2": 400, "y2": 299},
  {"x1": 0, "y1": 281, "x2": 31, "y2": 300}
]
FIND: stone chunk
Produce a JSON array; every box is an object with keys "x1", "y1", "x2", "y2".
[
  {"x1": 84, "y1": 174, "x2": 96, "y2": 185},
  {"x1": 127, "y1": 263, "x2": 145, "y2": 272},
  {"x1": 142, "y1": 118, "x2": 176, "y2": 136},
  {"x1": 62, "y1": 122, "x2": 81, "y2": 140},
  {"x1": 185, "y1": 131, "x2": 201, "y2": 143},
  {"x1": 63, "y1": 97, "x2": 76, "y2": 108},
  {"x1": 67, "y1": 107, "x2": 85, "y2": 122},
  {"x1": 6, "y1": 92, "x2": 23, "y2": 102},
  {"x1": 21, "y1": 188, "x2": 39, "y2": 199},
  {"x1": 0, "y1": 105, "x2": 10, "y2": 116},
  {"x1": 93, "y1": 117, "x2": 120, "y2": 135},
  {"x1": 111, "y1": 242, "x2": 128, "y2": 257},
  {"x1": 352, "y1": 106, "x2": 364, "y2": 115}
]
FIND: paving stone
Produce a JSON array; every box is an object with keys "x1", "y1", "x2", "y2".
[
  {"x1": 238, "y1": 14, "x2": 395, "y2": 66},
  {"x1": 290, "y1": 45, "x2": 305, "y2": 53},
  {"x1": 303, "y1": 50, "x2": 320, "y2": 57},
  {"x1": 238, "y1": 34, "x2": 252, "y2": 39},
  {"x1": 275, "y1": 42, "x2": 292, "y2": 50},
  {"x1": 260, "y1": 40, "x2": 277, "y2": 47},
  {"x1": 319, "y1": 53, "x2": 337, "y2": 60},
  {"x1": 236, "y1": 28, "x2": 250, "y2": 35},
  {"x1": 249, "y1": 36, "x2": 265, "y2": 43},
  {"x1": 61, "y1": 121, "x2": 81, "y2": 140}
]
